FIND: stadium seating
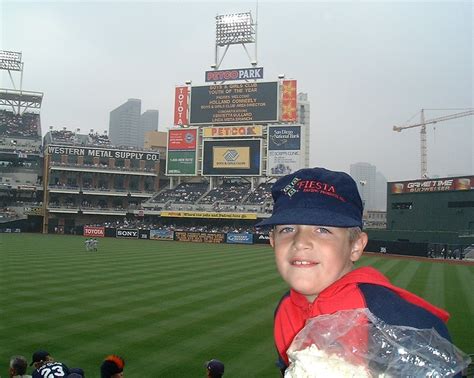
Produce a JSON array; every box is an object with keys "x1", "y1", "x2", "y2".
[
  {"x1": 199, "y1": 181, "x2": 251, "y2": 205},
  {"x1": 0, "y1": 110, "x2": 40, "y2": 138}
]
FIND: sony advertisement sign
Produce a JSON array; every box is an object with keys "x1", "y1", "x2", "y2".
[{"x1": 116, "y1": 229, "x2": 139, "y2": 238}]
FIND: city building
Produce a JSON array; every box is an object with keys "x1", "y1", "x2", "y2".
[
  {"x1": 297, "y1": 93, "x2": 310, "y2": 168},
  {"x1": 350, "y1": 162, "x2": 377, "y2": 211},
  {"x1": 375, "y1": 171, "x2": 387, "y2": 211},
  {"x1": 139, "y1": 110, "x2": 159, "y2": 148},
  {"x1": 109, "y1": 98, "x2": 141, "y2": 148},
  {"x1": 109, "y1": 99, "x2": 159, "y2": 148}
]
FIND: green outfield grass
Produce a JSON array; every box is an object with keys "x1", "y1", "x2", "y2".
[{"x1": 0, "y1": 234, "x2": 472, "y2": 377}]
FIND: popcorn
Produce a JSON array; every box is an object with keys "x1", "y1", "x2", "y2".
[{"x1": 285, "y1": 344, "x2": 371, "y2": 378}]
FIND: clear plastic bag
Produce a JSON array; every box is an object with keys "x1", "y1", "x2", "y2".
[{"x1": 285, "y1": 308, "x2": 471, "y2": 377}]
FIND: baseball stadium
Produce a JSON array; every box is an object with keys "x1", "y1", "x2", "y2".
[{"x1": 1, "y1": 12, "x2": 474, "y2": 378}]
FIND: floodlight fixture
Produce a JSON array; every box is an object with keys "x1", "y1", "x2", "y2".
[
  {"x1": 0, "y1": 50, "x2": 23, "y2": 71},
  {"x1": 215, "y1": 12, "x2": 255, "y2": 47}
]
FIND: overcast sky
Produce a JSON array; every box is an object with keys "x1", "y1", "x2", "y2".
[{"x1": 1, "y1": 0, "x2": 472, "y2": 181}]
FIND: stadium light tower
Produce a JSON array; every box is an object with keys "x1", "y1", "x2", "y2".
[
  {"x1": 0, "y1": 50, "x2": 24, "y2": 90},
  {"x1": 213, "y1": 11, "x2": 257, "y2": 69}
]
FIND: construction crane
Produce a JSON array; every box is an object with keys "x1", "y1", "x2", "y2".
[{"x1": 393, "y1": 109, "x2": 474, "y2": 178}]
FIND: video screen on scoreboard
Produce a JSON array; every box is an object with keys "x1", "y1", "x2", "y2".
[
  {"x1": 189, "y1": 82, "x2": 278, "y2": 124},
  {"x1": 202, "y1": 139, "x2": 262, "y2": 176}
]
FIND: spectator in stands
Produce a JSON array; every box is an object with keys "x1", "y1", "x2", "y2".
[
  {"x1": 30, "y1": 350, "x2": 69, "y2": 377},
  {"x1": 9, "y1": 355, "x2": 31, "y2": 378},
  {"x1": 100, "y1": 355, "x2": 125, "y2": 378},
  {"x1": 205, "y1": 359, "x2": 224, "y2": 378}
]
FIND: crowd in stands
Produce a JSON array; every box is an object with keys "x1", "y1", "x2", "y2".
[
  {"x1": 199, "y1": 181, "x2": 251, "y2": 204},
  {"x1": 0, "y1": 110, "x2": 40, "y2": 138},
  {"x1": 50, "y1": 129, "x2": 77, "y2": 144},
  {"x1": 150, "y1": 182, "x2": 208, "y2": 204},
  {"x1": 245, "y1": 182, "x2": 273, "y2": 204},
  {"x1": 88, "y1": 131, "x2": 111, "y2": 146}
]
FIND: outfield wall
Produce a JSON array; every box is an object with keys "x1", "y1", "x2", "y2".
[{"x1": 1, "y1": 224, "x2": 471, "y2": 259}]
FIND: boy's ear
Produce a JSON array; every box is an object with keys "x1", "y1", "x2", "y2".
[
  {"x1": 350, "y1": 231, "x2": 368, "y2": 262},
  {"x1": 269, "y1": 229, "x2": 274, "y2": 247}
]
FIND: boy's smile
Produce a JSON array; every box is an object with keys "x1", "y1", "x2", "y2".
[{"x1": 270, "y1": 224, "x2": 366, "y2": 302}]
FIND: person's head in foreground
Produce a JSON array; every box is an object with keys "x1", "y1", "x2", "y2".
[
  {"x1": 30, "y1": 350, "x2": 53, "y2": 369},
  {"x1": 9, "y1": 355, "x2": 28, "y2": 377},
  {"x1": 100, "y1": 355, "x2": 125, "y2": 378},
  {"x1": 257, "y1": 167, "x2": 368, "y2": 302},
  {"x1": 205, "y1": 359, "x2": 224, "y2": 378}
]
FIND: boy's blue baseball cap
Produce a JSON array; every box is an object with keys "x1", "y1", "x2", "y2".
[{"x1": 256, "y1": 167, "x2": 363, "y2": 228}]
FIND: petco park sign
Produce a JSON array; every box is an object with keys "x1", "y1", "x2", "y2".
[{"x1": 205, "y1": 67, "x2": 264, "y2": 82}]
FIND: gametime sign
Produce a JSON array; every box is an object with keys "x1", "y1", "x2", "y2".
[
  {"x1": 47, "y1": 145, "x2": 159, "y2": 162},
  {"x1": 83, "y1": 226, "x2": 105, "y2": 237},
  {"x1": 205, "y1": 67, "x2": 264, "y2": 82},
  {"x1": 391, "y1": 176, "x2": 473, "y2": 194},
  {"x1": 202, "y1": 139, "x2": 261, "y2": 176},
  {"x1": 189, "y1": 82, "x2": 278, "y2": 124}
]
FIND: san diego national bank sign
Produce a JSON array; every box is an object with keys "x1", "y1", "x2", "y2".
[{"x1": 47, "y1": 145, "x2": 160, "y2": 162}]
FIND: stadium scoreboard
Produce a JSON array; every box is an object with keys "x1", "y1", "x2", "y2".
[{"x1": 189, "y1": 82, "x2": 278, "y2": 124}]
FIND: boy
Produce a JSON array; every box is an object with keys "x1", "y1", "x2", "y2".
[{"x1": 256, "y1": 167, "x2": 451, "y2": 373}]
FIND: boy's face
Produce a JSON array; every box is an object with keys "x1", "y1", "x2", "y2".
[{"x1": 270, "y1": 224, "x2": 367, "y2": 302}]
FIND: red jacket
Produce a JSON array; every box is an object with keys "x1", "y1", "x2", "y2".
[{"x1": 274, "y1": 266, "x2": 450, "y2": 367}]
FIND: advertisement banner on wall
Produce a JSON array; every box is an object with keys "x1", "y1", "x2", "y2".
[
  {"x1": 166, "y1": 128, "x2": 198, "y2": 176},
  {"x1": 280, "y1": 80, "x2": 297, "y2": 122},
  {"x1": 116, "y1": 229, "x2": 139, "y2": 238},
  {"x1": 174, "y1": 231, "x2": 226, "y2": 243},
  {"x1": 83, "y1": 226, "x2": 105, "y2": 238},
  {"x1": 226, "y1": 233, "x2": 254, "y2": 244},
  {"x1": 168, "y1": 128, "x2": 197, "y2": 150},
  {"x1": 254, "y1": 233, "x2": 271, "y2": 244},
  {"x1": 202, "y1": 139, "x2": 261, "y2": 176},
  {"x1": 174, "y1": 86, "x2": 189, "y2": 125},
  {"x1": 139, "y1": 230, "x2": 150, "y2": 240},
  {"x1": 150, "y1": 229, "x2": 175, "y2": 240},
  {"x1": 267, "y1": 125, "x2": 302, "y2": 176},
  {"x1": 160, "y1": 211, "x2": 257, "y2": 220},
  {"x1": 166, "y1": 151, "x2": 197, "y2": 175}
]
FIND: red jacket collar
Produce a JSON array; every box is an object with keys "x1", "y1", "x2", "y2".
[{"x1": 289, "y1": 266, "x2": 449, "y2": 322}]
